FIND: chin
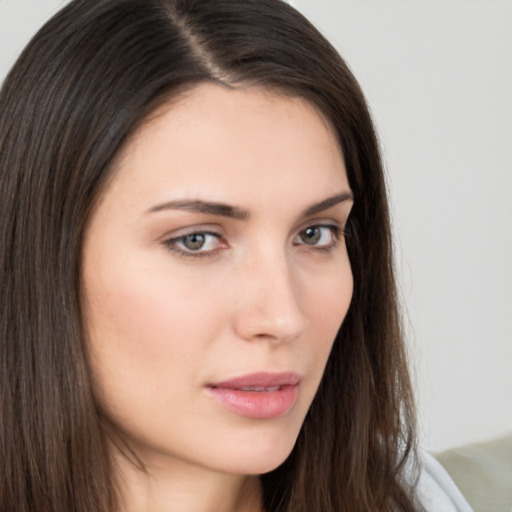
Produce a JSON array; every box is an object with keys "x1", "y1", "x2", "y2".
[
  {"x1": 198, "y1": 398, "x2": 310, "y2": 475},
  {"x1": 209, "y1": 425, "x2": 301, "y2": 476}
]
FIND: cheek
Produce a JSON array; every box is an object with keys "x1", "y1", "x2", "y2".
[
  {"x1": 298, "y1": 260, "x2": 353, "y2": 382},
  {"x1": 308, "y1": 261, "x2": 353, "y2": 337},
  {"x1": 82, "y1": 254, "x2": 226, "y2": 405}
]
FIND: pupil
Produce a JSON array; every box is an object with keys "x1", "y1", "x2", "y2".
[
  {"x1": 184, "y1": 234, "x2": 205, "y2": 250},
  {"x1": 302, "y1": 227, "x2": 321, "y2": 245}
]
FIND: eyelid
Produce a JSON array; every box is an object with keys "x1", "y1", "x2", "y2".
[
  {"x1": 161, "y1": 228, "x2": 228, "y2": 259},
  {"x1": 160, "y1": 219, "x2": 346, "y2": 260},
  {"x1": 295, "y1": 216, "x2": 344, "y2": 236},
  {"x1": 293, "y1": 223, "x2": 342, "y2": 248}
]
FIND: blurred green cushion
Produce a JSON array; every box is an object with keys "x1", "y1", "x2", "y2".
[{"x1": 436, "y1": 434, "x2": 512, "y2": 512}]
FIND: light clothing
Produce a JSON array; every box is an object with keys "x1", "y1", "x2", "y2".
[{"x1": 416, "y1": 451, "x2": 474, "y2": 512}]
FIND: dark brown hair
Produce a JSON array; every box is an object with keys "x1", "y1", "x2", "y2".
[{"x1": 0, "y1": 1, "x2": 419, "y2": 510}]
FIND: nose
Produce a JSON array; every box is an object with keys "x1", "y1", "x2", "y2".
[{"x1": 232, "y1": 250, "x2": 308, "y2": 344}]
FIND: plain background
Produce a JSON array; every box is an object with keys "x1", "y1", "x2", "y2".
[{"x1": 1, "y1": 0, "x2": 511, "y2": 452}]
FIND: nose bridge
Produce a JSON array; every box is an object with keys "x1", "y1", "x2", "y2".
[{"x1": 233, "y1": 243, "x2": 307, "y2": 343}]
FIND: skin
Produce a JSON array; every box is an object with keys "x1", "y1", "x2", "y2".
[{"x1": 82, "y1": 83, "x2": 354, "y2": 512}]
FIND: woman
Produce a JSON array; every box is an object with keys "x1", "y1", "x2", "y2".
[{"x1": 0, "y1": 1, "x2": 471, "y2": 511}]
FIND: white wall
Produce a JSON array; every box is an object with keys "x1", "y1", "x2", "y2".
[
  {"x1": 2, "y1": 0, "x2": 511, "y2": 452},
  {"x1": 295, "y1": 0, "x2": 512, "y2": 452}
]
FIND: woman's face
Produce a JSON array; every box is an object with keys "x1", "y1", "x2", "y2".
[{"x1": 82, "y1": 84, "x2": 353, "y2": 476}]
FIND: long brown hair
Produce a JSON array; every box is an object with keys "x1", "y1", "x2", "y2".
[{"x1": 0, "y1": 1, "x2": 419, "y2": 510}]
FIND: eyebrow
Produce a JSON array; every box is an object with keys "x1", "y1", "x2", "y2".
[
  {"x1": 146, "y1": 199, "x2": 249, "y2": 220},
  {"x1": 300, "y1": 191, "x2": 353, "y2": 217},
  {"x1": 146, "y1": 191, "x2": 353, "y2": 220}
]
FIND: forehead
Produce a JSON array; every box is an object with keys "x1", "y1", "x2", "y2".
[{"x1": 105, "y1": 83, "x2": 349, "y2": 213}]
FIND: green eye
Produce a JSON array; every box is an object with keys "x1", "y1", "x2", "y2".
[
  {"x1": 163, "y1": 231, "x2": 225, "y2": 258},
  {"x1": 294, "y1": 225, "x2": 340, "y2": 249},
  {"x1": 300, "y1": 227, "x2": 322, "y2": 245},
  {"x1": 182, "y1": 233, "x2": 206, "y2": 251}
]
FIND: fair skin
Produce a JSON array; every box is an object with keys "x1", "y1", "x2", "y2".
[{"x1": 82, "y1": 83, "x2": 353, "y2": 512}]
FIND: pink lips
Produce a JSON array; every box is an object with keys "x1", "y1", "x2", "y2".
[{"x1": 206, "y1": 372, "x2": 300, "y2": 419}]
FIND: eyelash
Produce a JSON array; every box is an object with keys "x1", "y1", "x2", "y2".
[
  {"x1": 162, "y1": 224, "x2": 343, "y2": 260},
  {"x1": 293, "y1": 224, "x2": 342, "y2": 252},
  {"x1": 162, "y1": 230, "x2": 223, "y2": 259}
]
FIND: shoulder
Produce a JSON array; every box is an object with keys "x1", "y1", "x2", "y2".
[
  {"x1": 414, "y1": 450, "x2": 474, "y2": 512},
  {"x1": 436, "y1": 433, "x2": 512, "y2": 512}
]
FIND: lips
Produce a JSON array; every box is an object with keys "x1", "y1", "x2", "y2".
[{"x1": 206, "y1": 372, "x2": 300, "y2": 419}]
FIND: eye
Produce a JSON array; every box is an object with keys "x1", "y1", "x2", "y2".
[
  {"x1": 163, "y1": 231, "x2": 226, "y2": 257},
  {"x1": 293, "y1": 225, "x2": 341, "y2": 249}
]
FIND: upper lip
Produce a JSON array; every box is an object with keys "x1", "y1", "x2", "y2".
[{"x1": 208, "y1": 371, "x2": 301, "y2": 389}]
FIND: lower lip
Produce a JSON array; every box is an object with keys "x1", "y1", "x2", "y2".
[{"x1": 206, "y1": 384, "x2": 299, "y2": 419}]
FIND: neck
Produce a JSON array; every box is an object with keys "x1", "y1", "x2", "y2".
[{"x1": 114, "y1": 449, "x2": 263, "y2": 512}]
